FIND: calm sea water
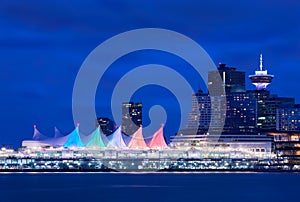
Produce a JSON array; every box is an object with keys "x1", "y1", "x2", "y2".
[{"x1": 0, "y1": 172, "x2": 299, "y2": 202}]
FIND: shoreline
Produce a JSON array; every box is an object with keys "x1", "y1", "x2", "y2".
[{"x1": 1, "y1": 168, "x2": 299, "y2": 173}]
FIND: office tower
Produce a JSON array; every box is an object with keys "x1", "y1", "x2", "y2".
[
  {"x1": 187, "y1": 90, "x2": 211, "y2": 134},
  {"x1": 249, "y1": 54, "x2": 274, "y2": 90},
  {"x1": 96, "y1": 117, "x2": 116, "y2": 136},
  {"x1": 277, "y1": 104, "x2": 300, "y2": 132},
  {"x1": 208, "y1": 63, "x2": 246, "y2": 95},
  {"x1": 187, "y1": 90, "x2": 256, "y2": 134},
  {"x1": 187, "y1": 89, "x2": 226, "y2": 134},
  {"x1": 224, "y1": 92, "x2": 257, "y2": 134},
  {"x1": 247, "y1": 90, "x2": 295, "y2": 131},
  {"x1": 122, "y1": 102, "x2": 142, "y2": 136}
]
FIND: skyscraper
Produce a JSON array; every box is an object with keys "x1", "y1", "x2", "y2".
[
  {"x1": 187, "y1": 89, "x2": 210, "y2": 133},
  {"x1": 224, "y1": 92, "x2": 257, "y2": 134},
  {"x1": 187, "y1": 90, "x2": 257, "y2": 135},
  {"x1": 122, "y1": 102, "x2": 142, "y2": 136},
  {"x1": 208, "y1": 63, "x2": 245, "y2": 95}
]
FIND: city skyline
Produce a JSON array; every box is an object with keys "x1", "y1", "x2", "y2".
[
  {"x1": 2, "y1": 2, "x2": 300, "y2": 201},
  {"x1": 16, "y1": 57, "x2": 300, "y2": 146},
  {"x1": 1, "y1": 1, "x2": 300, "y2": 147}
]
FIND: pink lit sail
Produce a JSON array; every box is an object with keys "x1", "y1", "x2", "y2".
[
  {"x1": 128, "y1": 126, "x2": 148, "y2": 149},
  {"x1": 148, "y1": 124, "x2": 168, "y2": 149}
]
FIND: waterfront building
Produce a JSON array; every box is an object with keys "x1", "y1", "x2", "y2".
[
  {"x1": 22, "y1": 124, "x2": 167, "y2": 150},
  {"x1": 267, "y1": 131, "x2": 300, "y2": 159},
  {"x1": 170, "y1": 134, "x2": 273, "y2": 157},
  {"x1": 122, "y1": 102, "x2": 142, "y2": 136}
]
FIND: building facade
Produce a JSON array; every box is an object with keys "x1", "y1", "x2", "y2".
[
  {"x1": 277, "y1": 104, "x2": 300, "y2": 132},
  {"x1": 121, "y1": 102, "x2": 142, "y2": 136},
  {"x1": 224, "y1": 92, "x2": 257, "y2": 134},
  {"x1": 187, "y1": 90, "x2": 257, "y2": 135},
  {"x1": 208, "y1": 63, "x2": 245, "y2": 95},
  {"x1": 96, "y1": 117, "x2": 116, "y2": 136}
]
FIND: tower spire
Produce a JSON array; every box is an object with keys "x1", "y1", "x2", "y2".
[
  {"x1": 259, "y1": 54, "x2": 263, "y2": 71},
  {"x1": 249, "y1": 54, "x2": 274, "y2": 90}
]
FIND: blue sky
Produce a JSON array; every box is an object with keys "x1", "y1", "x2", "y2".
[{"x1": 0, "y1": 0, "x2": 300, "y2": 147}]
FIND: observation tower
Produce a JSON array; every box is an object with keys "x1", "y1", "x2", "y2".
[{"x1": 249, "y1": 54, "x2": 274, "y2": 90}]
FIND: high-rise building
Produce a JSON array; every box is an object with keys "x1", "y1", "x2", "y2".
[
  {"x1": 187, "y1": 90, "x2": 210, "y2": 133},
  {"x1": 208, "y1": 63, "x2": 246, "y2": 95},
  {"x1": 187, "y1": 90, "x2": 257, "y2": 135},
  {"x1": 186, "y1": 89, "x2": 226, "y2": 134},
  {"x1": 224, "y1": 92, "x2": 257, "y2": 134},
  {"x1": 122, "y1": 102, "x2": 142, "y2": 136},
  {"x1": 247, "y1": 93, "x2": 294, "y2": 132},
  {"x1": 96, "y1": 117, "x2": 116, "y2": 136},
  {"x1": 277, "y1": 104, "x2": 300, "y2": 132}
]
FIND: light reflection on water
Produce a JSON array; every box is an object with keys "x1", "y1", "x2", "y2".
[{"x1": 0, "y1": 172, "x2": 299, "y2": 202}]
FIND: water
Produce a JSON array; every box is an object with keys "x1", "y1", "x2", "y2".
[{"x1": 0, "y1": 172, "x2": 299, "y2": 202}]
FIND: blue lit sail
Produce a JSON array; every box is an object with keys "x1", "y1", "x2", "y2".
[{"x1": 63, "y1": 127, "x2": 84, "y2": 148}]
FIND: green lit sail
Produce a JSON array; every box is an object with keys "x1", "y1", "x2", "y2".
[{"x1": 86, "y1": 127, "x2": 106, "y2": 149}]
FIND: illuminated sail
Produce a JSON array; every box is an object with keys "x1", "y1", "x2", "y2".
[
  {"x1": 41, "y1": 126, "x2": 68, "y2": 147},
  {"x1": 128, "y1": 126, "x2": 148, "y2": 149},
  {"x1": 32, "y1": 125, "x2": 48, "y2": 141},
  {"x1": 54, "y1": 127, "x2": 64, "y2": 138},
  {"x1": 148, "y1": 124, "x2": 168, "y2": 149},
  {"x1": 108, "y1": 126, "x2": 127, "y2": 149},
  {"x1": 63, "y1": 127, "x2": 84, "y2": 148},
  {"x1": 86, "y1": 127, "x2": 106, "y2": 149},
  {"x1": 43, "y1": 135, "x2": 69, "y2": 147}
]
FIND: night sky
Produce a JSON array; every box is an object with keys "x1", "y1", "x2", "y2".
[{"x1": 1, "y1": 0, "x2": 300, "y2": 147}]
